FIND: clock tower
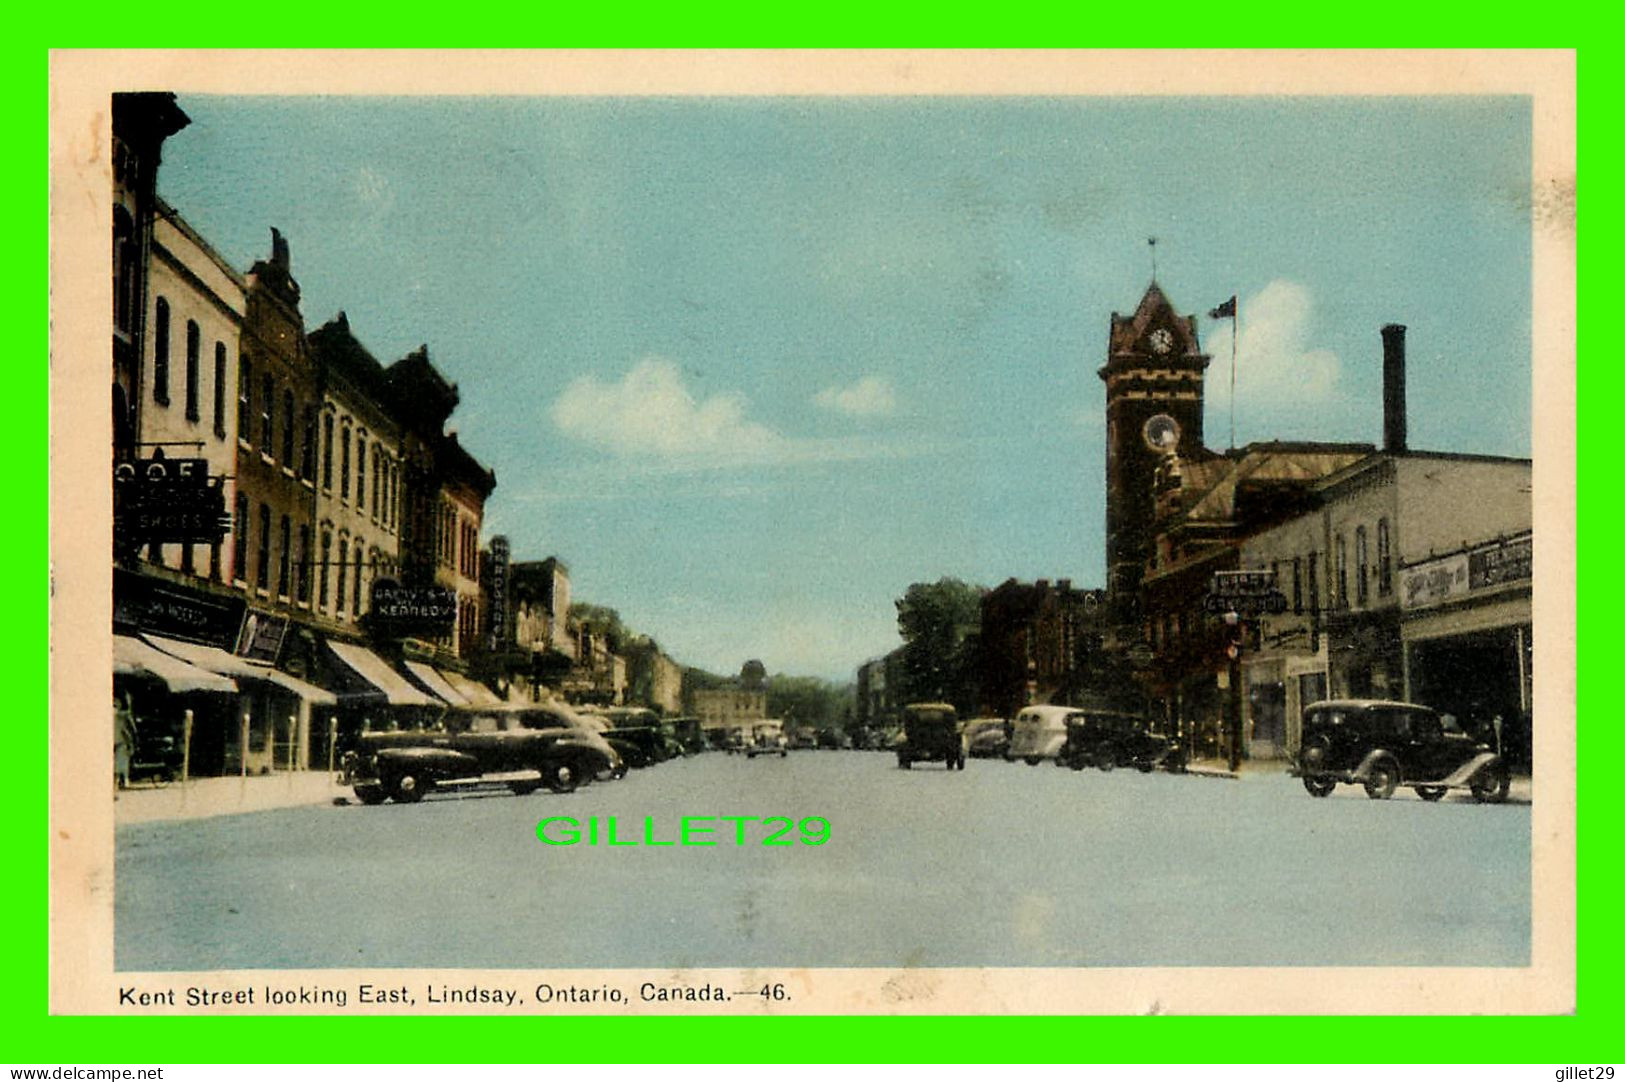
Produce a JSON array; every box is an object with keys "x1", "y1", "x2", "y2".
[{"x1": 1099, "y1": 283, "x2": 1211, "y2": 626}]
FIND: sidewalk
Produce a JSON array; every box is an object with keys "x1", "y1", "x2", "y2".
[{"x1": 115, "y1": 771, "x2": 349, "y2": 825}]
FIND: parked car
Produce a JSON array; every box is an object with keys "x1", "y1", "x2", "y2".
[
  {"x1": 1293, "y1": 698, "x2": 1511, "y2": 802},
  {"x1": 668, "y1": 717, "x2": 708, "y2": 755},
  {"x1": 1006, "y1": 705, "x2": 1073, "y2": 765},
  {"x1": 745, "y1": 727, "x2": 788, "y2": 758},
  {"x1": 962, "y1": 717, "x2": 1011, "y2": 760},
  {"x1": 1057, "y1": 710, "x2": 1186, "y2": 773},
  {"x1": 789, "y1": 729, "x2": 819, "y2": 750},
  {"x1": 815, "y1": 728, "x2": 849, "y2": 750},
  {"x1": 897, "y1": 702, "x2": 965, "y2": 770},
  {"x1": 340, "y1": 705, "x2": 622, "y2": 804}
]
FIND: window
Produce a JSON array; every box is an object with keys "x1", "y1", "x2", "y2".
[
  {"x1": 260, "y1": 374, "x2": 273, "y2": 450},
  {"x1": 1307, "y1": 553, "x2": 1320, "y2": 652},
  {"x1": 1355, "y1": 526, "x2": 1369, "y2": 606},
  {"x1": 256, "y1": 503, "x2": 272, "y2": 591},
  {"x1": 212, "y1": 343, "x2": 227, "y2": 438},
  {"x1": 322, "y1": 414, "x2": 334, "y2": 489},
  {"x1": 183, "y1": 320, "x2": 200, "y2": 420},
  {"x1": 277, "y1": 515, "x2": 291, "y2": 598},
  {"x1": 340, "y1": 425, "x2": 351, "y2": 500},
  {"x1": 301, "y1": 405, "x2": 316, "y2": 479},
  {"x1": 237, "y1": 356, "x2": 252, "y2": 439},
  {"x1": 318, "y1": 530, "x2": 332, "y2": 610},
  {"x1": 281, "y1": 389, "x2": 295, "y2": 464},
  {"x1": 1377, "y1": 518, "x2": 1393, "y2": 596},
  {"x1": 372, "y1": 447, "x2": 381, "y2": 519},
  {"x1": 353, "y1": 542, "x2": 365, "y2": 615},
  {"x1": 152, "y1": 298, "x2": 170, "y2": 404},
  {"x1": 1292, "y1": 556, "x2": 1303, "y2": 614},
  {"x1": 356, "y1": 439, "x2": 366, "y2": 511},
  {"x1": 335, "y1": 537, "x2": 348, "y2": 616},
  {"x1": 296, "y1": 525, "x2": 311, "y2": 603},
  {"x1": 232, "y1": 494, "x2": 248, "y2": 583},
  {"x1": 114, "y1": 209, "x2": 137, "y2": 335},
  {"x1": 1335, "y1": 534, "x2": 1348, "y2": 610}
]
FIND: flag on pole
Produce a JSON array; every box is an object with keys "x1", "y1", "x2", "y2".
[{"x1": 1209, "y1": 295, "x2": 1237, "y2": 320}]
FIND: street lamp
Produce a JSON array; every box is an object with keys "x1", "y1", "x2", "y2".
[{"x1": 1222, "y1": 609, "x2": 1244, "y2": 773}]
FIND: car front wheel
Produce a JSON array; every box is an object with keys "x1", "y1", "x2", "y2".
[
  {"x1": 1416, "y1": 786, "x2": 1448, "y2": 802},
  {"x1": 1363, "y1": 760, "x2": 1398, "y2": 800},
  {"x1": 1302, "y1": 775, "x2": 1337, "y2": 798},
  {"x1": 1096, "y1": 748, "x2": 1116, "y2": 773},
  {"x1": 542, "y1": 760, "x2": 580, "y2": 794},
  {"x1": 388, "y1": 772, "x2": 425, "y2": 804},
  {"x1": 353, "y1": 784, "x2": 387, "y2": 805},
  {"x1": 1470, "y1": 763, "x2": 1511, "y2": 804}
]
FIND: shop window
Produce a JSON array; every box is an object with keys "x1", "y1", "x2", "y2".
[
  {"x1": 1377, "y1": 518, "x2": 1392, "y2": 596},
  {"x1": 212, "y1": 344, "x2": 227, "y2": 438},
  {"x1": 277, "y1": 515, "x2": 291, "y2": 598},
  {"x1": 256, "y1": 503, "x2": 271, "y2": 591},
  {"x1": 1355, "y1": 526, "x2": 1369, "y2": 607},
  {"x1": 152, "y1": 298, "x2": 170, "y2": 405},
  {"x1": 184, "y1": 320, "x2": 200, "y2": 421},
  {"x1": 232, "y1": 494, "x2": 248, "y2": 584}
]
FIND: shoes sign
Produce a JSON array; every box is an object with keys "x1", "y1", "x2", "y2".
[{"x1": 113, "y1": 456, "x2": 230, "y2": 545}]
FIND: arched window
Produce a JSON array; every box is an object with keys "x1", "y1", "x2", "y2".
[
  {"x1": 277, "y1": 515, "x2": 292, "y2": 598},
  {"x1": 1377, "y1": 518, "x2": 1393, "y2": 596},
  {"x1": 353, "y1": 541, "x2": 365, "y2": 614},
  {"x1": 1355, "y1": 526, "x2": 1369, "y2": 607},
  {"x1": 318, "y1": 530, "x2": 332, "y2": 610},
  {"x1": 260, "y1": 374, "x2": 273, "y2": 449},
  {"x1": 184, "y1": 320, "x2": 200, "y2": 421},
  {"x1": 281, "y1": 389, "x2": 295, "y2": 463},
  {"x1": 296, "y1": 525, "x2": 311, "y2": 603},
  {"x1": 322, "y1": 414, "x2": 334, "y2": 489},
  {"x1": 256, "y1": 503, "x2": 272, "y2": 591},
  {"x1": 152, "y1": 298, "x2": 170, "y2": 404},
  {"x1": 237, "y1": 355, "x2": 252, "y2": 439},
  {"x1": 113, "y1": 207, "x2": 137, "y2": 335},
  {"x1": 356, "y1": 438, "x2": 366, "y2": 511},
  {"x1": 232, "y1": 494, "x2": 249, "y2": 584},
  {"x1": 340, "y1": 424, "x2": 351, "y2": 500},
  {"x1": 212, "y1": 343, "x2": 227, "y2": 438},
  {"x1": 335, "y1": 536, "x2": 348, "y2": 616}
]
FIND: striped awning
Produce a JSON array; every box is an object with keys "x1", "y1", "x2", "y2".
[
  {"x1": 402, "y1": 660, "x2": 469, "y2": 706},
  {"x1": 326, "y1": 641, "x2": 437, "y2": 707},
  {"x1": 114, "y1": 635, "x2": 238, "y2": 694},
  {"x1": 440, "y1": 668, "x2": 504, "y2": 707},
  {"x1": 143, "y1": 635, "x2": 335, "y2": 704}
]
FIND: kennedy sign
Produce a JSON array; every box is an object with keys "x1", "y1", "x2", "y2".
[{"x1": 369, "y1": 579, "x2": 457, "y2": 636}]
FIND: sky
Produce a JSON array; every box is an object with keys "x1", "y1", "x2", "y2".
[{"x1": 155, "y1": 94, "x2": 1533, "y2": 682}]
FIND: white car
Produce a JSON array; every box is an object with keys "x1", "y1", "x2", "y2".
[{"x1": 1006, "y1": 705, "x2": 1076, "y2": 765}]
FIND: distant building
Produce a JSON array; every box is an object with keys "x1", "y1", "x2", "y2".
[
  {"x1": 625, "y1": 638, "x2": 683, "y2": 715},
  {"x1": 976, "y1": 578, "x2": 1107, "y2": 718},
  {"x1": 855, "y1": 647, "x2": 905, "y2": 729}
]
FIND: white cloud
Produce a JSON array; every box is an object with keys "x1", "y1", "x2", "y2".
[
  {"x1": 814, "y1": 375, "x2": 897, "y2": 417},
  {"x1": 551, "y1": 357, "x2": 785, "y2": 462},
  {"x1": 1205, "y1": 279, "x2": 1342, "y2": 405}
]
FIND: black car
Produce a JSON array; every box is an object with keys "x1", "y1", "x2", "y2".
[
  {"x1": 1294, "y1": 698, "x2": 1511, "y2": 802},
  {"x1": 1056, "y1": 710, "x2": 1186, "y2": 774},
  {"x1": 897, "y1": 702, "x2": 965, "y2": 771},
  {"x1": 340, "y1": 705, "x2": 621, "y2": 804}
]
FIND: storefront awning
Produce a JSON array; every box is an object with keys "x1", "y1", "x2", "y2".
[
  {"x1": 402, "y1": 660, "x2": 469, "y2": 706},
  {"x1": 326, "y1": 642, "x2": 437, "y2": 707},
  {"x1": 144, "y1": 635, "x2": 337, "y2": 705},
  {"x1": 440, "y1": 669, "x2": 504, "y2": 707},
  {"x1": 114, "y1": 634, "x2": 238, "y2": 694}
]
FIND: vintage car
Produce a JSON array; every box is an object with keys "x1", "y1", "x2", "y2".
[
  {"x1": 789, "y1": 729, "x2": 819, "y2": 750},
  {"x1": 1006, "y1": 705, "x2": 1074, "y2": 765},
  {"x1": 745, "y1": 723, "x2": 789, "y2": 758},
  {"x1": 340, "y1": 704, "x2": 622, "y2": 804},
  {"x1": 815, "y1": 728, "x2": 848, "y2": 750},
  {"x1": 897, "y1": 702, "x2": 965, "y2": 770},
  {"x1": 668, "y1": 717, "x2": 708, "y2": 755},
  {"x1": 1293, "y1": 698, "x2": 1511, "y2": 802},
  {"x1": 962, "y1": 717, "x2": 1011, "y2": 760},
  {"x1": 1056, "y1": 710, "x2": 1186, "y2": 774}
]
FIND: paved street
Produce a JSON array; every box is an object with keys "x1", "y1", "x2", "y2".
[{"x1": 116, "y1": 751, "x2": 1530, "y2": 971}]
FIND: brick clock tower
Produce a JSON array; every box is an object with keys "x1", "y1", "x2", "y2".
[{"x1": 1098, "y1": 283, "x2": 1210, "y2": 628}]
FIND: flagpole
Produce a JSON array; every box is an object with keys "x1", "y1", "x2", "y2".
[{"x1": 1230, "y1": 303, "x2": 1238, "y2": 451}]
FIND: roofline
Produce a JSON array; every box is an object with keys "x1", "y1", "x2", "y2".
[{"x1": 153, "y1": 198, "x2": 247, "y2": 289}]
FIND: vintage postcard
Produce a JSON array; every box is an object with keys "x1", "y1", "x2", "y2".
[{"x1": 49, "y1": 49, "x2": 1576, "y2": 1016}]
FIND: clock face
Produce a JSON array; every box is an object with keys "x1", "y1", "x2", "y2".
[
  {"x1": 1142, "y1": 413, "x2": 1181, "y2": 452},
  {"x1": 1148, "y1": 328, "x2": 1174, "y2": 355}
]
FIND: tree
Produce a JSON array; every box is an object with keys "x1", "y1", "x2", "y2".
[
  {"x1": 766, "y1": 675, "x2": 853, "y2": 731},
  {"x1": 568, "y1": 602, "x2": 629, "y2": 654},
  {"x1": 894, "y1": 578, "x2": 984, "y2": 712}
]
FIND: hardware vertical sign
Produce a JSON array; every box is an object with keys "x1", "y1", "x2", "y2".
[{"x1": 488, "y1": 535, "x2": 510, "y2": 652}]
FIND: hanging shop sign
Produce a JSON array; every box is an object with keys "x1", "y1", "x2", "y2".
[
  {"x1": 113, "y1": 456, "x2": 230, "y2": 545},
  {"x1": 1203, "y1": 570, "x2": 1288, "y2": 615},
  {"x1": 368, "y1": 578, "x2": 457, "y2": 637},
  {"x1": 487, "y1": 535, "x2": 511, "y2": 652},
  {"x1": 234, "y1": 610, "x2": 290, "y2": 664}
]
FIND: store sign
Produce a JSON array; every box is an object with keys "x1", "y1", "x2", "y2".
[
  {"x1": 487, "y1": 535, "x2": 510, "y2": 651},
  {"x1": 112, "y1": 567, "x2": 245, "y2": 648},
  {"x1": 234, "y1": 610, "x2": 289, "y2": 664},
  {"x1": 1204, "y1": 570, "x2": 1288, "y2": 615},
  {"x1": 113, "y1": 457, "x2": 230, "y2": 545},
  {"x1": 1401, "y1": 553, "x2": 1470, "y2": 609},
  {"x1": 369, "y1": 579, "x2": 456, "y2": 636},
  {"x1": 1469, "y1": 535, "x2": 1532, "y2": 590}
]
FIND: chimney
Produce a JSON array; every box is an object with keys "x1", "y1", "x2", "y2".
[{"x1": 1382, "y1": 324, "x2": 1407, "y2": 453}]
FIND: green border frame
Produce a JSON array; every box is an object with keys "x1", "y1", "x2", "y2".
[{"x1": 26, "y1": 23, "x2": 1599, "y2": 1066}]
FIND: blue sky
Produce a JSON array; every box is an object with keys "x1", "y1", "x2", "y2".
[{"x1": 157, "y1": 95, "x2": 1532, "y2": 681}]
